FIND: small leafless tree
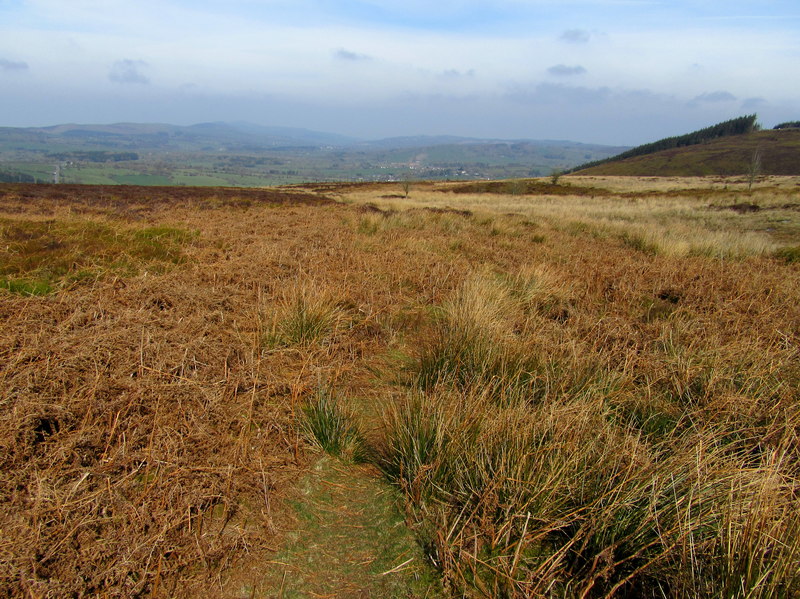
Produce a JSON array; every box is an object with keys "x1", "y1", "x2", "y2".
[{"x1": 748, "y1": 147, "x2": 762, "y2": 192}]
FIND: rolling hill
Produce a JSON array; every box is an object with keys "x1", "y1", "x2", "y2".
[
  {"x1": 574, "y1": 128, "x2": 800, "y2": 176},
  {"x1": 0, "y1": 122, "x2": 625, "y2": 185}
]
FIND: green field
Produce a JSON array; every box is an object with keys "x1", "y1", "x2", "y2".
[{"x1": 0, "y1": 122, "x2": 625, "y2": 186}]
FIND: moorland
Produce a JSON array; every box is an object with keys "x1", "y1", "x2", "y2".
[{"x1": 1, "y1": 174, "x2": 799, "y2": 597}]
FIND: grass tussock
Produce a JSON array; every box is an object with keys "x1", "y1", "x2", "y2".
[
  {"x1": 413, "y1": 269, "x2": 580, "y2": 405},
  {"x1": 615, "y1": 223, "x2": 777, "y2": 258},
  {"x1": 354, "y1": 207, "x2": 473, "y2": 237},
  {"x1": 261, "y1": 278, "x2": 343, "y2": 349},
  {"x1": 414, "y1": 272, "x2": 536, "y2": 403},
  {"x1": 302, "y1": 387, "x2": 368, "y2": 462},
  {"x1": 374, "y1": 260, "x2": 800, "y2": 597},
  {"x1": 774, "y1": 245, "x2": 800, "y2": 263},
  {"x1": 376, "y1": 388, "x2": 800, "y2": 598}
]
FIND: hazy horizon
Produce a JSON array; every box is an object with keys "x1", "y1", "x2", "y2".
[
  {"x1": 1, "y1": 1, "x2": 798, "y2": 146},
  {"x1": 2, "y1": 119, "x2": 637, "y2": 146}
]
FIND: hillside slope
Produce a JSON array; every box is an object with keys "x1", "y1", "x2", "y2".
[{"x1": 575, "y1": 129, "x2": 800, "y2": 176}]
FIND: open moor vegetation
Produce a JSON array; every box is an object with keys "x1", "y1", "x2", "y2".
[{"x1": 0, "y1": 175, "x2": 799, "y2": 597}]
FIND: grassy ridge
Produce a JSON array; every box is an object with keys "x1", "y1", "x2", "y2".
[
  {"x1": 576, "y1": 129, "x2": 800, "y2": 176},
  {"x1": 570, "y1": 115, "x2": 757, "y2": 174}
]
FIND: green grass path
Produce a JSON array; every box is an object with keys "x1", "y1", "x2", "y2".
[{"x1": 251, "y1": 456, "x2": 441, "y2": 598}]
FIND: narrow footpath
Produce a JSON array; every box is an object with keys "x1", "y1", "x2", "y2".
[{"x1": 238, "y1": 456, "x2": 442, "y2": 598}]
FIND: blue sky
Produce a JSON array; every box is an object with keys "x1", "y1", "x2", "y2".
[{"x1": 0, "y1": 0, "x2": 798, "y2": 144}]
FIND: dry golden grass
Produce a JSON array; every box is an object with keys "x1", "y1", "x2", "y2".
[
  {"x1": 1, "y1": 178, "x2": 798, "y2": 597},
  {"x1": 339, "y1": 175, "x2": 800, "y2": 256},
  {"x1": 567, "y1": 174, "x2": 800, "y2": 193}
]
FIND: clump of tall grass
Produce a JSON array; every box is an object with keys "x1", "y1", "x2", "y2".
[
  {"x1": 376, "y1": 389, "x2": 800, "y2": 597},
  {"x1": 302, "y1": 387, "x2": 368, "y2": 461},
  {"x1": 614, "y1": 222, "x2": 776, "y2": 258},
  {"x1": 414, "y1": 268, "x2": 584, "y2": 405},
  {"x1": 356, "y1": 213, "x2": 386, "y2": 235},
  {"x1": 774, "y1": 245, "x2": 800, "y2": 263},
  {"x1": 355, "y1": 209, "x2": 470, "y2": 237},
  {"x1": 414, "y1": 272, "x2": 540, "y2": 404},
  {"x1": 383, "y1": 271, "x2": 800, "y2": 596},
  {"x1": 374, "y1": 392, "x2": 455, "y2": 500},
  {"x1": 620, "y1": 230, "x2": 660, "y2": 255},
  {"x1": 261, "y1": 279, "x2": 342, "y2": 348},
  {"x1": 499, "y1": 264, "x2": 571, "y2": 315}
]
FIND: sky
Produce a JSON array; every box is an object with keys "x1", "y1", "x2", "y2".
[{"x1": 0, "y1": 0, "x2": 798, "y2": 145}]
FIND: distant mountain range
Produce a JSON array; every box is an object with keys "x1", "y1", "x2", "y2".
[
  {"x1": 0, "y1": 121, "x2": 358, "y2": 152},
  {"x1": 5, "y1": 119, "x2": 797, "y2": 185},
  {"x1": 0, "y1": 121, "x2": 619, "y2": 152},
  {"x1": 0, "y1": 122, "x2": 627, "y2": 186}
]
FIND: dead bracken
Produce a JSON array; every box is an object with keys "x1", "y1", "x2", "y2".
[{"x1": 1, "y1": 177, "x2": 799, "y2": 598}]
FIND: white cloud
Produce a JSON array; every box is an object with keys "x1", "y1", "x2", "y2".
[{"x1": 109, "y1": 59, "x2": 150, "y2": 84}]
